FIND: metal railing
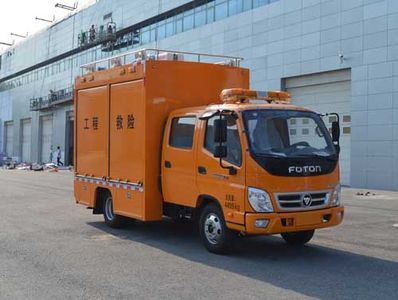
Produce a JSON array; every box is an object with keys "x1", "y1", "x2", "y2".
[
  {"x1": 30, "y1": 86, "x2": 73, "y2": 111},
  {"x1": 78, "y1": 23, "x2": 117, "y2": 49},
  {"x1": 80, "y1": 49, "x2": 243, "y2": 75},
  {"x1": 101, "y1": 31, "x2": 140, "y2": 52}
]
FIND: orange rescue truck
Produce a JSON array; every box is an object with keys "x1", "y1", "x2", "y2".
[{"x1": 74, "y1": 49, "x2": 344, "y2": 253}]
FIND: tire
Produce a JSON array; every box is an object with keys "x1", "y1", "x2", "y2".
[
  {"x1": 103, "y1": 194, "x2": 127, "y2": 228},
  {"x1": 281, "y1": 230, "x2": 315, "y2": 246},
  {"x1": 199, "y1": 203, "x2": 233, "y2": 254}
]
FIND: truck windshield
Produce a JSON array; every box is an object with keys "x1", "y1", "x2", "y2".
[{"x1": 243, "y1": 110, "x2": 336, "y2": 158}]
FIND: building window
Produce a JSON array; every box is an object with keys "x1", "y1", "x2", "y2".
[
  {"x1": 243, "y1": 0, "x2": 252, "y2": 11},
  {"x1": 343, "y1": 127, "x2": 351, "y2": 134},
  {"x1": 329, "y1": 116, "x2": 337, "y2": 123},
  {"x1": 215, "y1": 0, "x2": 228, "y2": 21},
  {"x1": 194, "y1": 6, "x2": 206, "y2": 27},
  {"x1": 149, "y1": 24, "x2": 157, "y2": 42},
  {"x1": 165, "y1": 19, "x2": 174, "y2": 37},
  {"x1": 183, "y1": 11, "x2": 194, "y2": 31},
  {"x1": 343, "y1": 115, "x2": 351, "y2": 123},
  {"x1": 175, "y1": 15, "x2": 183, "y2": 34},
  {"x1": 140, "y1": 30, "x2": 148, "y2": 44},
  {"x1": 207, "y1": 2, "x2": 215, "y2": 23},
  {"x1": 228, "y1": 0, "x2": 242, "y2": 15},
  {"x1": 254, "y1": 0, "x2": 268, "y2": 8},
  {"x1": 157, "y1": 21, "x2": 166, "y2": 40}
]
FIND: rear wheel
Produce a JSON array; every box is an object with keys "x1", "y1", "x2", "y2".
[
  {"x1": 199, "y1": 203, "x2": 233, "y2": 254},
  {"x1": 103, "y1": 195, "x2": 127, "y2": 228},
  {"x1": 281, "y1": 230, "x2": 314, "y2": 246}
]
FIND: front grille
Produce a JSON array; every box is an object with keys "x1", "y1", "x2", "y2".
[{"x1": 275, "y1": 191, "x2": 330, "y2": 211}]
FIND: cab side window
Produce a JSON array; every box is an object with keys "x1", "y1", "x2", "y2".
[
  {"x1": 205, "y1": 115, "x2": 242, "y2": 166},
  {"x1": 169, "y1": 116, "x2": 196, "y2": 149}
]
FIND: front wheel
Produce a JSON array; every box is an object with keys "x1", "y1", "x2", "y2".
[
  {"x1": 281, "y1": 230, "x2": 314, "y2": 246},
  {"x1": 199, "y1": 203, "x2": 233, "y2": 254},
  {"x1": 103, "y1": 195, "x2": 127, "y2": 228}
]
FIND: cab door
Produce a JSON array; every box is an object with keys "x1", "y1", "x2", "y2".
[
  {"x1": 162, "y1": 115, "x2": 199, "y2": 207},
  {"x1": 196, "y1": 114, "x2": 246, "y2": 225}
]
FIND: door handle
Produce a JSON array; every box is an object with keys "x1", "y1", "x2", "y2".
[
  {"x1": 165, "y1": 161, "x2": 172, "y2": 168},
  {"x1": 198, "y1": 166, "x2": 207, "y2": 175}
]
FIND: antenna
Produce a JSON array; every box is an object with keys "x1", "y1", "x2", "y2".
[{"x1": 0, "y1": 41, "x2": 13, "y2": 46}]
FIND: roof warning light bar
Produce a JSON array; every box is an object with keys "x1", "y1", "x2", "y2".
[{"x1": 220, "y1": 89, "x2": 291, "y2": 104}]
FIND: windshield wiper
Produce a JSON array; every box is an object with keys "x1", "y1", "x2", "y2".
[{"x1": 253, "y1": 152, "x2": 286, "y2": 158}]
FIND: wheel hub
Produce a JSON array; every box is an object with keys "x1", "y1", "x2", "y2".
[{"x1": 204, "y1": 213, "x2": 222, "y2": 245}]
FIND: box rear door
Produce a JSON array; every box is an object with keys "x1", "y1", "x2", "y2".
[
  {"x1": 76, "y1": 85, "x2": 109, "y2": 177},
  {"x1": 109, "y1": 80, "x2": 145, "y2": 219}
]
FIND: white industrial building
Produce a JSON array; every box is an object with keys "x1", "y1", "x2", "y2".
[{"x1": 1, "y1": 0, "x2": 398, "y2": 190}]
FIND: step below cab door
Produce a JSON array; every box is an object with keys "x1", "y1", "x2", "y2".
[{"x1": 162, "y1": 114, "x2": 199, "y2": 207}]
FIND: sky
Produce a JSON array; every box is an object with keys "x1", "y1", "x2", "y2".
[{"x1": 0, "y1": 0, "x2": 96, "y2": 52}]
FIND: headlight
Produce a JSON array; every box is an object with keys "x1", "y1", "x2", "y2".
[
  {"x1": 332, "y1": 184, "x2": 341, "y2": 207},
  {"x1": 248, "y1": 187, "x2": 274, "y2": 213}
]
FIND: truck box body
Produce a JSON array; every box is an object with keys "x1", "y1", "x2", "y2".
[{"x1": 74, "y1": 59, "x2": 249, "y2": 221}]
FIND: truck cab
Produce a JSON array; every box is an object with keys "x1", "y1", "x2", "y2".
[{"x1": 161, "y1": 89, "x2": 344, "y2": 253}]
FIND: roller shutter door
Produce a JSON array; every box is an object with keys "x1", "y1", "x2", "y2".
[
  {"x1": 5, "y1": 122, "x2": 13, "y2": 157},
  {"x1": 21, "y1": 119, "x2": 32, "y2": 162},
  {"x1": 41, "y1": 116, "x2": 53, "y2": 163},
  {"x1": 285, "y1": 69, "x2": 351, "y2": 186}
]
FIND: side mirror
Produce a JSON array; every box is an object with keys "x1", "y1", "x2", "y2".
[
  {"x1": 331, "y1": 121, "x2": 340, "y2": 154},
  {"x1": 214, "y1": 119, "x2": 227, "y2": 143},
  {"x1": 214, "y1": 145, "x2": 227, "y2": 159},
  {"x1": 331, "y1": 121, "x2": 340, "y2": 143},
  {"x1": 334, "y1": 144, "x2": 341, "y2": 154}
]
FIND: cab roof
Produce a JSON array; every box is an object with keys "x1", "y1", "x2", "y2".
[
  {"x1": 171, "y1": 102, "x2": 314, "y2": 118},
  {"x1": 171, "y1": 88, "x2": 314, "y2": 117}
]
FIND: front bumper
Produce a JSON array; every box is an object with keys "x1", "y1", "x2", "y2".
[{"x1": 244, "y1": 206, "x2": 344, "y2": 235}]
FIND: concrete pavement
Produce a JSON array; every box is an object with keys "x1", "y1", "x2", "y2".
[{"x1": 0, "y1": 170, "x2": 397, "y2": 299}]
